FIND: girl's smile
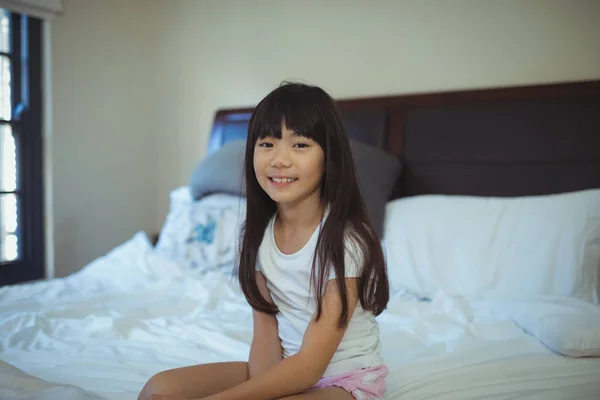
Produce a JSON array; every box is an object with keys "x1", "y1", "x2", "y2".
[{"x1": 268, "y1": 175, "x2": 298, "y2": 187}]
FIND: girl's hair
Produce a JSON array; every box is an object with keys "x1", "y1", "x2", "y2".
[{"x1": 237, "y1": 82, "x2": 389, "y2": 328}]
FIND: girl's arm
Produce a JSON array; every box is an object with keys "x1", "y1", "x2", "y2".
[
  {"x1": 201, "y1": 278, "x2": 359, "y2": 400},
  {"x1": 248, "y1": 272, "x2": 283, "y2": 379}
]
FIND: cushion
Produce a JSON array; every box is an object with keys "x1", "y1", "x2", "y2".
[
  {"x1": 190, "y1": 140, "x2": 246, "y2": 200},
  {"x1": 383, "y1": 189, "x2": 600, "y2": 301},
  {"x1": 509, "y1": 296, "x2": 600, "y2": 357},
  {"x1": 349, "y1": 141, "x2": 402, "y2": 237},
  {"x1": 189, "y1": 140, "x2": 402, "y2": 237}
]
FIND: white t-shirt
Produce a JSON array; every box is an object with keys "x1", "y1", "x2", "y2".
[{"x1": 257, "y1": 213, "x2": 384, "y2": 377}]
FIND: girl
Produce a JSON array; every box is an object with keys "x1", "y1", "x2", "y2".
[{"x1": 139, "y1": 82, "x2": 390, "y2": 400}]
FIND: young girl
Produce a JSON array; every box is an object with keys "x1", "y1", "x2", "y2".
[{"x1": 139, "y1": 82, "x2": 390, "y2": 400}]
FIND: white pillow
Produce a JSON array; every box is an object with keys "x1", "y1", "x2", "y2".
[
  {"x1": 509, "y1": 296, "x2": 600, "y2": 357},
  {"x1": 383, "y1": 189, "x2": 600, "y2": 302},
  {"x1": 156, "y1": 188, "x2": 246, "y2": 274},
  {"x1": 155, "y1": 186, "x2": 193, "y2": 256},
  {"x1": 168, "y1": 185, "x2": 194, "y2": 211}
]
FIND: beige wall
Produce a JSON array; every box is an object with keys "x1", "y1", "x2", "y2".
[
  {"x1": 155, "y1": 0, "x2": 600, "y2": 227},
  {"x1": 50, "y1": 0, "x2": 163, "y2": 277},
  {"x1": 48, "y1": 0, "x2": 600, "y2": 276}
]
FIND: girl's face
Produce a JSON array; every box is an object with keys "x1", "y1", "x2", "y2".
[{"x1": 253, "y1": 124, "x2": 325, "y2": 208}]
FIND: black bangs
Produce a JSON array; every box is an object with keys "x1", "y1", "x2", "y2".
[{"x1": 249, "y1": 83, "x2": 328, "y2": 147}]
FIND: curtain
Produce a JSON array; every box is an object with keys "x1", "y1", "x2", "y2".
[{"x1": 0, "y1": 0, "x2": 62, "y2": 20}]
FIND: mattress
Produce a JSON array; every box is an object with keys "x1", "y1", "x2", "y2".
[{"x1": 1, "y1": 232, "x2": 599, "y2": 400}]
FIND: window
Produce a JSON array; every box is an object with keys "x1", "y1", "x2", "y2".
[{"x1": 0, "y1": 9, "x2": 43, "y2": 285}]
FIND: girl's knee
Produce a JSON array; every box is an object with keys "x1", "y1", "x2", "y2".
[{"x1": 138, "y1": 371, "x2": 174, "y2": 400}]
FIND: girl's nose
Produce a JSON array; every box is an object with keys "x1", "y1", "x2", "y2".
[{"x1": 270, "y1": 146, "x2": 292, "y2": 168}]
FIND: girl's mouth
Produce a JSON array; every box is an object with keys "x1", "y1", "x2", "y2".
[{"x1": 269, "y1": 177, "x2": 298, "y2": 187}]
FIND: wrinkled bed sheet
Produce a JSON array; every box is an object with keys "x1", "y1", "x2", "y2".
[{"x1": 1, "y1": 233, "x2": 599, "y2": 400}]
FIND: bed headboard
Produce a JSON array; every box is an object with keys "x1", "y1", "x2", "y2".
[{"x1": 208, "y1": 80, "x2": 600, "y2": 199}]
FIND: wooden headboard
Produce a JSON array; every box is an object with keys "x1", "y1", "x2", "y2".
[{"x1": 208, "y1": 80, "x2": 600, "y2": 199}]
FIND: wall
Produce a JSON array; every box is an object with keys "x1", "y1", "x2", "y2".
[
  {"x1": 48, "y1": 0, "x2": 600, "y2": 276},
  {"x1": 156, "y1": 0, "x2": 600, "y2": 227},
  {"x1": 49, "y1": 0, "x2": 163, "y2": 277}
]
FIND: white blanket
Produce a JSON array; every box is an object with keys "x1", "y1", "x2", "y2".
[{"x1": 1, "y1": 233, "x2": 599, "y2": 400}]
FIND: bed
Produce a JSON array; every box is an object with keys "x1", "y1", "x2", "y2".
[{"x1": 2, "y1": 80, "x2": 600, "y2": 400}]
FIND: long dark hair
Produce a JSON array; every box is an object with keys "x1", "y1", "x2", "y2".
[{"x1": 237, "y1": 82, "x2": 389, "y2": 328}]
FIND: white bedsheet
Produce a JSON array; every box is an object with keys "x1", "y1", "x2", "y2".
[{"x1": 1, "y1": 233, "x2": 599, "y2": 400}]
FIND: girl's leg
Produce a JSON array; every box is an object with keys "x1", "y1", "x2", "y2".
[
  {"x1": 137, "y1": 361, "x2": 248, "y2": 400},
  {"x1": 281, "y1": 387, "x2": 354, "y2": 399}
]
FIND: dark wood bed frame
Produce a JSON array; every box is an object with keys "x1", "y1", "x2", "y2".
[{"x1": 208, "y1": 80, "x2": 600, "y2": 200}]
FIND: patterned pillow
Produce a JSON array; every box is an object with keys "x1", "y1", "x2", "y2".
[
  {"x1": 156, "y1": 191, "x2": 246, "y2": 275},
  {"x1": 183, "y1": 203, "x2": 245, "y2": 273}
]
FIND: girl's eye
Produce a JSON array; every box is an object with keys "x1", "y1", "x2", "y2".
[
  {"x1": 257, "y1": 142, "x2": 273, "y2": 148},
  {"x1": 294, "y1": 143, "x2": 309, "y2": 149}
]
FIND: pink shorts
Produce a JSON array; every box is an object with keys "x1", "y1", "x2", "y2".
[{"x1": 313, "y1": 365, "x2": 388, "y2": 400}]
